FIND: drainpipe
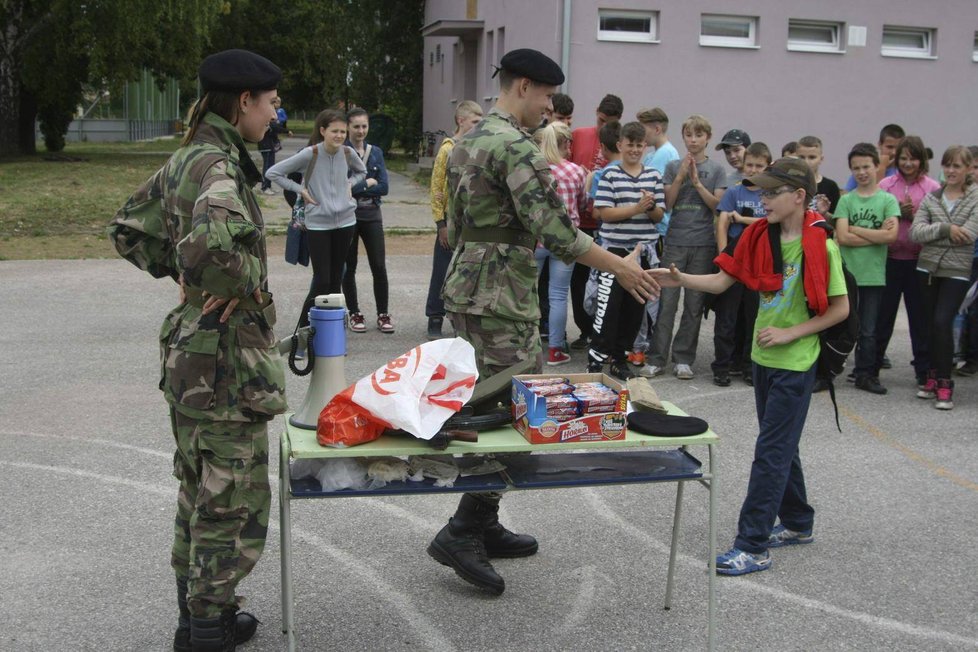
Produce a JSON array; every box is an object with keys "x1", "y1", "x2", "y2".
[{"x1": 561, "y1": 0, "x2": 571, "y2": 94}]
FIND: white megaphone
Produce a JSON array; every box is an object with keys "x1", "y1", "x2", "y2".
[{"x1": 288, "y1": 294, "x2": 349, "y2": 430}]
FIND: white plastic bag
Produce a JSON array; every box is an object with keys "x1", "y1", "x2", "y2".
[{"x1": 317, "y1": 337, "x2": 479, "y2": 446}]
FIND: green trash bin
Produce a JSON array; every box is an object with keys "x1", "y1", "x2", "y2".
[{"x1": 367, "y1": 113, "x2": 395, "y2": 152}]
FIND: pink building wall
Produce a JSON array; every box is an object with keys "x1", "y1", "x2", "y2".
[{"x1": 423, "y1": 0, "x2": 978, "y2": 182}]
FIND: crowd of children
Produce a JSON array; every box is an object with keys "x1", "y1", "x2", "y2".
[{"x1": 526, "y1": 96, "x2": 978, "y2": 413}]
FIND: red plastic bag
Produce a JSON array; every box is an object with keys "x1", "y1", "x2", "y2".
[{"x1": 317, "y1": 338, "x2": 478, "y2": 447}]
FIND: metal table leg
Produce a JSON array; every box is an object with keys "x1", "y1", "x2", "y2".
[
  {"x1": 663, "y1": 479, "x2": 685, "y2": 610},
  {"x1": 707, "y1": 443, "x2": 717, "y2": 652},
  {"x1": 279, "y1": 435, "x2": 296, "y2": 651}
]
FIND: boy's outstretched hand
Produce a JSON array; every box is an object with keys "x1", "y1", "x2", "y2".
[{"x1": 649, "y1": 263, "x2": 683, "y2": 288}]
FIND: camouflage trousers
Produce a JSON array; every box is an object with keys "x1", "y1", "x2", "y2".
[
  {"x1": 447, "y1": 312, "x2": 543, "y2": 378},
  {"x1": 169, "y1": 407, "x2": 270, "y2": 618},
  {"x1": 447, "y1": 312, "x2": 542, "y2": 504}
]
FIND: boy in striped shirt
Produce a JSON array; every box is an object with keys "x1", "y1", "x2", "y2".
[{"x1": 587, "y1": 121, "x2": 666, "y2": 380}]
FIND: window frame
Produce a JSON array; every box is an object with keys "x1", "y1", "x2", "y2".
[
  {"x1": 787, "y1": 19, "x2": 845, "y2": 54},
  {"x1": 699, "y1": 13, "x2": 759, "y2": 49},
  {"x1": 973, "y1": 31, "x2": 978, "y2": 62},
  {"x1": 597, "y1": 8, "x2": 660, "y2": 44},
  {"x1": 880, "y1": 25, "x2": 936, "y2": 59}
]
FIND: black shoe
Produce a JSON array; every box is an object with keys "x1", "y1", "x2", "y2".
[
  {"x1": 956, "y1": 360, "x2": 978, "y2": 377},
  {"x1": 427, "y1": 520, "x2": 504, "y2": 595},
  {"x1": 586, "y1": 361, "x2": 603, "y2": 374},
  {"x1": 483, "y1": 509, "x2": 538, "y2": 558},
  {"x1": 812, "y1": 377, "x2": 830, "y2": 393},
  {"x1": 609, "y1": 360, "x2": 636, "y2": 381},
  {"x1": 570, "y1": 335, "x2": 591, "y2": 350},
  {"x1": 743, "y1": 372, "x2": 754, "y2": 387},
  {"x1": 881, "y1": 356, "x2": 892, "y2": 369},
  {"x1": 427, "y1": 316, "x2": 443, "y2": 341},
  {"x1": 175, "y1": 580, "x2": 259, "y2": 652},
  {"x1": 190, "y1": 610, "x2": 238, "y2": 652},
  {"x1": 855, "y1": 375, "x2": 888, "y2": 395},
  {"x1": 712, "y1": 372, "x2": 731, "y2": 387},
  {"x1": 846, "y1": 371, "x2": 856, "y2": 383}
]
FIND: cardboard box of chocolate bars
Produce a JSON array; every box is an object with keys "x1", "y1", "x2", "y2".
[{"x1": 511, "y1": 373, "x2": 628, "y2": 444}]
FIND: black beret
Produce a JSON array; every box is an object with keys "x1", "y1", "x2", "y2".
[
  {"x1": 498, "y1": 48, "x2": 565, "y2": 86},
  {"x1": 198, "y1": 49, "x2": 282, "y2": 94},
  {"x1": 627, "y1": 411, "x2": 710, "y2": 437}
]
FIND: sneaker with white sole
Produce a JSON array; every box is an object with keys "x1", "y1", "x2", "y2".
[
  {"x1": 547, "y1": 348, "x2": 571, "y2": 366},
  {"x1": 716, "y1": 547, "x2": 772, "y2": 576},
  {"x1": 674, "y1": 363, "x2": 694, "y2": 380},
  {"x1": 377, "y1": 313, "x2": 395, "y2": 334},
  {"x1": 349, "y1": 312, "x2": 367, "y2": 333},
  {"x1": 636, "y1": 364, "x2": 662, "y2": 378},
  {"x1": 767, "y1": 524, "x2": 814, "y2": 548}
]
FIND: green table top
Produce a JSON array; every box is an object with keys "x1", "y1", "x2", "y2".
[{"x1": 285, "y1": 401, "x2": 719, "y2": 459}]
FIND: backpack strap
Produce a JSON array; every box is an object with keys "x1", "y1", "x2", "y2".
[
  {"x1": 301, "y1": 146, "x2": 319, "y2": 189},
  {"x1": 767, "y1": 222, "x2": 784, "y2": 275}
]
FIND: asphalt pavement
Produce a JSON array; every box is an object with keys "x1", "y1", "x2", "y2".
[{"x1": 1, "y1": 173, "x2": 977, "y2": 650}]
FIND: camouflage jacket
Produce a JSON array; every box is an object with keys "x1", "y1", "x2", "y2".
[
  {"x1": 443, "y1": 108, "x2": 592, "y2": 321},
  {"x1": 107, "y1": 112, "x2": 287, "y2": 422}
]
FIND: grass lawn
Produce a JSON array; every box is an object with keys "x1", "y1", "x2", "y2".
[
  {"x1": 0, "y1": 137, "x2": 429, "y2": 260},
  {"x1": 0, "y1": 138, "x2": 184, "y2": 240}
]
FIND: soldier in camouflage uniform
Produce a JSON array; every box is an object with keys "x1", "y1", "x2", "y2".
[
  {"x1": 108, "y1": 50, "x2": 286, "y2": 652},
  {"x1": 426, "y1": 49, "x2": 661, "y2": 596}
]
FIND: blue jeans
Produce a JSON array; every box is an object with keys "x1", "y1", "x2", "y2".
[
  {"x1": 535, "y1": 247, "x2": 574, "y2": 349},
  {"x1": 735, "y1": 363, "x2": 816, "y2": 554},
  {"x1": 853, "y1": 285, "x2": 884, "y2": 378}
]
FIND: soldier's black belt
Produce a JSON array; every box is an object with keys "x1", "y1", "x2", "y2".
[
  {"x1": 183, "y1": 287, "x2": 271, "y2": 312},
  {"x1": 461, "y1": 226, "x2": 536, "y2": 250}
]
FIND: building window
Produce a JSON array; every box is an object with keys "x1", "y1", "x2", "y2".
[
  {"x1": 598, "y1": 9, "x2": 659, "y2": 43},
  {"x1": 881, "y1": 25, "x2": 936, "y2": 59},
  {"x1": 973, "y1": 31, "x2": 978, "y2": 62},
  {"x1": 788, "y1": 19, "x2": 844, "y2": 53},
  {"x1": 700, "y1": 14, "x2": 758, "y2": 49}
]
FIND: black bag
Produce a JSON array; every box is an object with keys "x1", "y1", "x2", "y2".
[{"x1": 769, "y1": 220, "x2": 859, "y2": 431}]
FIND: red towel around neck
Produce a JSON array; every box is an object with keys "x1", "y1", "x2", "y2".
[{"x1": 714, "y1": 210, "x2": 830, "y2": 315}]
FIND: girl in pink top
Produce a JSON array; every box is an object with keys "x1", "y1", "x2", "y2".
[{"x1": 876, "y1": 136, "x2": 941, "y2": 387}]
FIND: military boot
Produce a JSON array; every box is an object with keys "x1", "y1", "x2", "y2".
[
  {"x1": 427, "y1": 493, "x2": 505, "y2": 595},
  {"x1": 174, "y1": 579, "x2": 259, "y2": 652},
  {"x1": 190, "y1": 610, "x2": 237, "y2": 652},
  {"x1": 481, "y1": 496, "x2": 539, "y2": 558}
]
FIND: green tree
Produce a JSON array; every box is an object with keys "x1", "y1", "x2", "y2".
[
  {"x1": 0, "y1": 0, "x2": 223, "y2": 156},
  {"x1": 207, "y1": 0, "x2": 423, "y2": 151}
]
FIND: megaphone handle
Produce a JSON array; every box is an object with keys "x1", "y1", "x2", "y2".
[{"x1": 288, "y1": 327, "x2": 315, "y2": 377}]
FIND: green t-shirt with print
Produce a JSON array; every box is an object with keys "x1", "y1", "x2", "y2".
[
  {"x1": 751, "y1": 238, "x2": 847, "y2": 372},
  {"x1": 834, "y1": 190, "x2": 899, "y2": 286}
]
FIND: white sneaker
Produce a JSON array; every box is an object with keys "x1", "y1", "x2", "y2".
[
  {"x1": 675, "y1": 364, "x2": 694, "y2": 380},
  {"x1": 637, "y1": 364, "x2": 663, "y2": 378}
]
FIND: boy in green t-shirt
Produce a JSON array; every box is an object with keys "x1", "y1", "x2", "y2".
[
  {"x1": 834, "y1": 143, "x2": 899, "y2": 394},
  {"x1": 652, "y1": 158, "x2": 849, "y2": 576}
]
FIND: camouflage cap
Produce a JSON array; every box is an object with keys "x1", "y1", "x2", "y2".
[
  {"x1": 745, "y1": 157, "x2": 817, "y2": 196},
  {"x1": 199, "y1": 49, "x2": 282, "y2": 94},
  {"x1": 496, "y1": 48, "x2": 564, "y2": 85}
]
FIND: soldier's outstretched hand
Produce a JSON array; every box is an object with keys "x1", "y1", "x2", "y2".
[
  {"x1": 616, "y1": 245, "x2": 661, "y2": 303},
  {"x1": 577, "y1": 243, "x2": 661, "y2": 304}
]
